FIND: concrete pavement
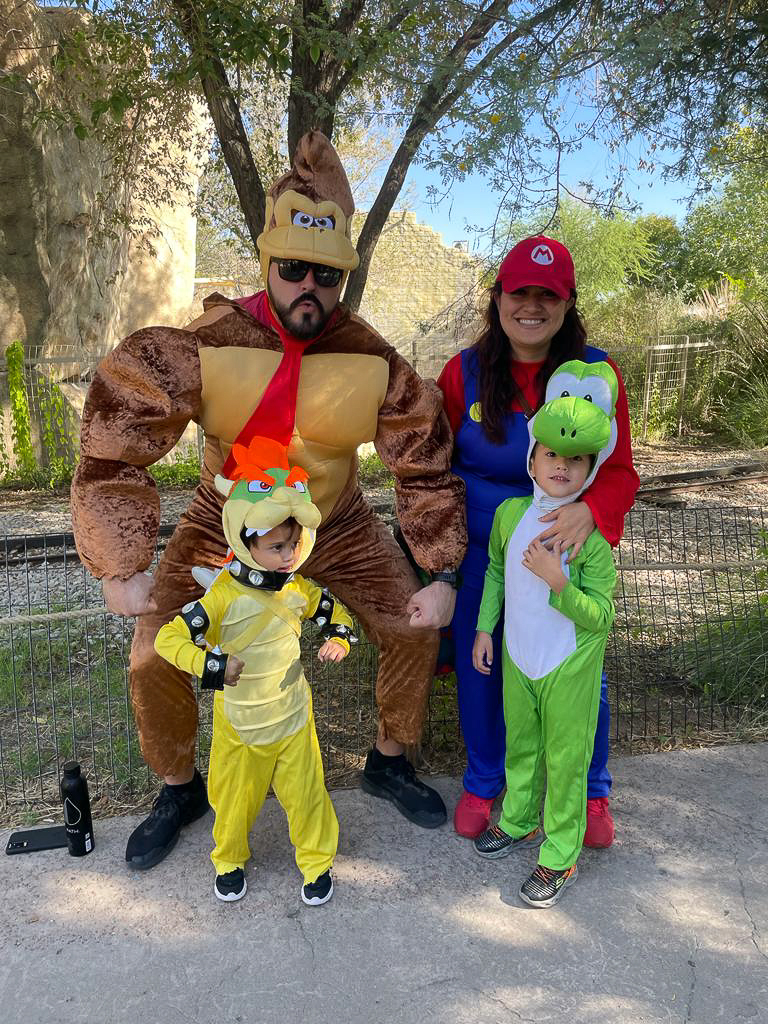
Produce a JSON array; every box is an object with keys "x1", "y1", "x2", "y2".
[{"x1": 2, "y1": 742, "x2": 767, "y2": 1024}]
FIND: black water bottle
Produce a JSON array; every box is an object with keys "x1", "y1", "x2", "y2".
[{"x1": 60, "y1": 762, "x2": 94, "y2": 856}]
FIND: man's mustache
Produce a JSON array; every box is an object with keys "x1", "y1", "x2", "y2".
[{"x1": 290, "y1": 293, "x2": 323, "y2": 313}]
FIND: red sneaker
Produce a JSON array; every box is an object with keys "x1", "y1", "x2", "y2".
[
  {"x1": 584, "y1": 797, "x2": 614, "y2": 848},
  {"x1": 453, "y1": 790, "x2": 494, "y2": 838}
]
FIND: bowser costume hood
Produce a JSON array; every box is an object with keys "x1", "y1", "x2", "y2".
[
  {"x1": 214, "y1": 436, "x2": 322, "y2": 592},
  {"x1": 256, "y1": 130, "x2": 360, "y2": 290},
  {"x1": 526, "y1": 360, "x2": 619, "y2": 512}
]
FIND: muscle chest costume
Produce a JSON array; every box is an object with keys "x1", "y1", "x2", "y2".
[
  {"x1": 476, "y1": 362, "x2": 618, "y2": 870},
  {"x1": 71, "y1": 132, "x2": 467, "y2": 778},
  {"x1": 154, "y1": 438, "x2": 353, "y2": 880},
  {"x1": 437, "y1": 346, "x2": 637, "y2": 800}
]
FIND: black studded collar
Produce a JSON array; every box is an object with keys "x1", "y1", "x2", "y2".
[{"x1": 227, "y1": 559, "x2": 295, "y2": 592}]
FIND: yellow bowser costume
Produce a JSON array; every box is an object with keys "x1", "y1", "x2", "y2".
[
  {"x1": 71, "y1": 131, "x2": 466, "y2": 868},
  {"x1": 155, "y1": 437, "x2": 355, "y2": 902}
]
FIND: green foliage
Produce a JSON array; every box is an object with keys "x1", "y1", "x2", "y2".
[
  {"x1": 38, "y1": 380, "x2": 77, "y2": 490},
  {"x1": 678, "y1": 126, "x2": 768, "y2": 300},
  {"x1": 6, "y1": 342, "x2": 37, "y2": 482},
  {"x1": 357, "y1": 451, "x2": 394, "y2": 490},
  {"x1": 3, "y1": 342, "x2": 78, "y2": 490},
  {"x1": 632, "y1": 215, "x2": 689, "y2": 294},
  {"x1": 0, "y1": 613, "x2": 146, "y2": 806},
  {"x1": 675, "y1": 534, "x2": 768, "y2": 709},
  {"x1": 708, "y1": 293, "x2": 768, "y2": 446},
  {"x1": 149, "y1": 448, "x2": 202, "y2": 487}
]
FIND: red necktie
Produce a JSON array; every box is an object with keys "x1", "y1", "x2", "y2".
[{"x1": 220, "y1": 292, "x2": 337, "y2": 476}]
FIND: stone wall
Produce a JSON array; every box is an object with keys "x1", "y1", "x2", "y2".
[
  {"x1": 0, "y1": 4, "x2": 201, "y2": 467},
  {"x1": 192, "y1": 212, "x2": 482, "y2": 381},
  {"x1": 356, "y1": 211, "x2": 480, "y2": 379}
]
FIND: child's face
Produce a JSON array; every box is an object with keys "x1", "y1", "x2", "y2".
[
  {"x1": 530, "y1": 445, "x2": 591, "y2": 498},
  {"x1": 249, "y1": 522, "x2": 301, "y2": 572}
]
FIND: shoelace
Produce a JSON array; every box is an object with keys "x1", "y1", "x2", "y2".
[{"x1": 532, "y1": 864, "x2": 560, "y2": 884}]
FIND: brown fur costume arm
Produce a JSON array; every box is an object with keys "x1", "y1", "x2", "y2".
[
  {"x1": 71, "y1": 327, "x2": 203, "y2": 579},
  {"x1": 375, "y1": 350, "x2": 467, "y2": 573}
]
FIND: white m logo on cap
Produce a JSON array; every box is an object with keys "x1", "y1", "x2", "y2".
[{"x1": 531, "y1": 244, "x2": 554, "y2": 265}]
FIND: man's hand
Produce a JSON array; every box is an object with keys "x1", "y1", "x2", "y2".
[
  {"x1": 317, "y1": 639, "x2": 347, "y2": 663},
  {"x1": 224, "y1": 655, "x2": 244, "y2": 686},
  {"x1": 102, "y1": 572, "x2": 158, "y2": 617},
  {"x1": 472, "y1": 631, "x2": 493, "y2": 675},
  {"x1": 537, "y1": 500, "x2": 595, "y2": 561},
  {"x1": 406, "y1": 581, "x2": 456, "y2": 629}
]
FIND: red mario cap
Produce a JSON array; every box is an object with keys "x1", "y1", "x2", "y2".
[{"x1": 496, "y1": 236, "x2": 575, "y2": 301}]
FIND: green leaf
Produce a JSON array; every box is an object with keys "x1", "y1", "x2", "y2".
[{"x1": 309, "y1": 42, "x2": 320, "y2": 65}]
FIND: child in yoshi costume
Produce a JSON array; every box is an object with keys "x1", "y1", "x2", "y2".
[
  {"x1": 155, "y1": 436, "x2": 356, "y2": 907},
  {"x1": 471, "y1": 360, "x2": 618, "y2": 908}
]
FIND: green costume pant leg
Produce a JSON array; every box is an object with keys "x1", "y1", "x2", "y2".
[
  {"x1": 498, "y1": 653, "x2": 547, "y2": 840},
  {"x1": 498, "y1": 642, "x2": 604, "y2": 871}
]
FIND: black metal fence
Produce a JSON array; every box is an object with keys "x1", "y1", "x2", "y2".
[{"x1": 2, "y1": 505, "x2": 767, "y2": 816}]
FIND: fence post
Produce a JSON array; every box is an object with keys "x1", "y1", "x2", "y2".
[
  {"x1": 642, "y1": 342, "x2": 654, "y2": 440},
  {"x1": 677, "y1": 335, "x2": 690, "y2": 436}
]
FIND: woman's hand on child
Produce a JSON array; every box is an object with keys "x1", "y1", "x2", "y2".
[
  {"x1": 224, "y1": 655, "x2": 245, "y2": 686},
  {"x1": 522, "y1": 539, "x2": 568, "y2": 593},
  {"x1": 472, "y1": 632, "x2": 493, "y2": 675},
  {"x1": 536, "y1": 500, "x2": 595, "y2": 560},
  {"x1": 317, "y1": 639, "x2": 347, "y2": 663}
]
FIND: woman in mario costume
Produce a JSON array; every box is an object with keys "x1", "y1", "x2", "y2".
[
  {"x1": 436, "y1": 236, "x2": 638, "y2": 843},
  {"x1": 72, "y1": 132, "x2": 466, "y2": 870}
]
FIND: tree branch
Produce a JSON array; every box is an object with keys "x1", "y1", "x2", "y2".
[
  {"x1": 344, "y1": 0, "x2": 575, "y2": 310},
  {"x1": 169, "y1": 0, "x2": 266, "y2": 246}
]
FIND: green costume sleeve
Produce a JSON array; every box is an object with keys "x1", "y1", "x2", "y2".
[
  {"x1": 548, "y1": 533, "x2": 616, "y2": 634},
  {"x1": 476, "y1": 503, "x2": 508, "y2": 634}
]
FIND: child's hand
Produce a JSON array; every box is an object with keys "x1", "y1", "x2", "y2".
[
  {"x1": 224, "y1": 655, "x2": 244, "y2": 686},
  {"x1": 522, "y1": 539, "x2": 568, "y2": 593},
  {"x1": 317, "y1": 639, "x2": 347, "y2": 663},
  {"x1": 472, "y1": 631, "x2": 493, "y2": 675}
]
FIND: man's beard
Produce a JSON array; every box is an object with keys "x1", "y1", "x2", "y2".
[{"x1": 268, "y1": 288, "x2": 333, "y2": 340}]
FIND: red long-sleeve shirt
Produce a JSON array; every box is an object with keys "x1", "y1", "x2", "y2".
[{"x1": 437, "y1": 350, "x2": 639, "y2": 546}]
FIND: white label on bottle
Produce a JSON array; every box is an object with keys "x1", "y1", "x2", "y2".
[{"x1": 85, "y1": 835, "x2": 92, "y2": 852}]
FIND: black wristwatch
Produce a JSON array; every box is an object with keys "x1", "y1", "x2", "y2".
[{"x1": 430, "y1": 570, "x2": 460, "y2": 589}]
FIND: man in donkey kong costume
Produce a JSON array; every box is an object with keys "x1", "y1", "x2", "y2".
[{"x1": 71, "y1": 131, "x2": 467, "y2": 869}]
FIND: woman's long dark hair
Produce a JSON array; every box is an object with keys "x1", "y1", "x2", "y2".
[{"x1": 472, "y1": 282, "x2": 587, "y2": 443}]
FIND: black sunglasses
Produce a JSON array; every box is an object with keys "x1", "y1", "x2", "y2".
[{"x1": 275, "y1": 259, "x2": 343, "y2": 288}]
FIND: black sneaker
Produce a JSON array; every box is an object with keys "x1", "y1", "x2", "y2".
[
  {"x1": 361, "y1": 749, "x2": 446, "y2": 828},
  {"x1": 473, "y1": 824, "x2": 543, "y2": 859},
  {"x1": 302, "y1": 870, "x2": 333, "y2": 906},
  {"x1": 519, "y1": 864, "x2": 578, "y2": 908},
  {"x1": 125, "y1": 769, "x2": 209, "y2": 870},
  {"x1": 215, "y1": 868, "x2": 247, "y2": 902}
]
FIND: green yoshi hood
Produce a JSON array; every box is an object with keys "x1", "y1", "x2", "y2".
[{"x1": 526, "y1": 359, "x2": 619, "y2": 510}]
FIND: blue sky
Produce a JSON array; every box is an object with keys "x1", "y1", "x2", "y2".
[{"x1": 404, "y1": 137, "x2": 695, "y2": 251}]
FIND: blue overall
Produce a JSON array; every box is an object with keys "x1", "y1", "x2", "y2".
[{"x1": 451, "y1": 346, "x2": 612, "y2": 799}]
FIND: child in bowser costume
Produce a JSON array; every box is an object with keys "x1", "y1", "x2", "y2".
[
  {"x1": 154, "y1": 436, "x2": 356, "y2": 906},
  {"x1": 471, "y1": 361, "x2": 618, "y2": 908}
]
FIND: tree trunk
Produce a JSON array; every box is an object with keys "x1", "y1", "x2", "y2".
[{"x1": 170, "y1": 0, "x2": 267, "y2": 246}]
